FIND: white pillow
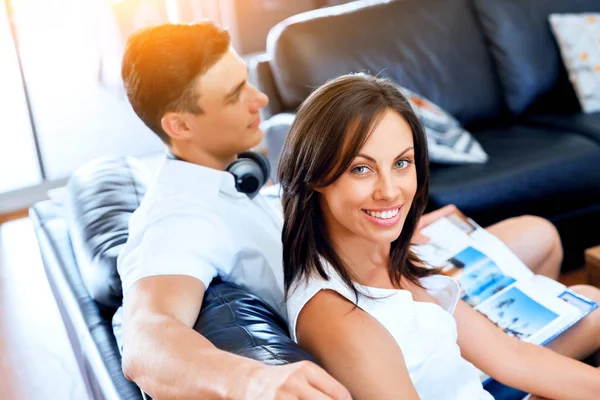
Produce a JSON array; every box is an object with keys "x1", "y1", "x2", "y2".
[
  {"x1": 549, "y1": 13, "x2": 600, "y2": 114},
  {"x1": 400, "y1": 87, "x2": 489, "y2": 164}
]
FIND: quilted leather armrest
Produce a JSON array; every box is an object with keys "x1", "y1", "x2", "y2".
[
  {"x1": 195, "y1": 280, "x2": 316, "y2": 365},
  {"x1": 113, "y1": 280, "x2": 315, "y2": 366}
]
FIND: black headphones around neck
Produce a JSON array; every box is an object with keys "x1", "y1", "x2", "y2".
[{"x1": 167, "y1": 151, "x2": 270, "y2": 199}]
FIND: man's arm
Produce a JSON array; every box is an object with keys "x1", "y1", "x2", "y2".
[
  {"x1": 122, "y1": 275, "x2": 351, "y2": 400},
  {"x1": 296, "y1": 290, "x2": 420, "y2": 400}
]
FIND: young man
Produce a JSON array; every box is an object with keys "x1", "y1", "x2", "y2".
[
  {"x1": 118, "y1": 22, "x2": 598, "y2": 400},
  {"x1": 118, "y1": 22, "x2": 351, "y2": 400}
]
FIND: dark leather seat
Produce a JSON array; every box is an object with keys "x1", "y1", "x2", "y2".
[
  {"x1": 30, "y1": 200, "x2": 143, "y2": 400},
  {"x1": 524, "y1": 113, "x2": 600, "y2": 145},
  {"x1": 428, "y1": 125, "x2": 600, "y2": 224},
  {"x1": 31, "y1": 155, "x2": 526, "y2": 400},
  {"x1": 30, "y1": 0, "x2": 600, "y2": 398},
  {"x1": 253, "y1": 0, "x2": 600, "y2": 270},
  {"x1": 31, "y1": 157, "x2": 313, "y2": 400}
]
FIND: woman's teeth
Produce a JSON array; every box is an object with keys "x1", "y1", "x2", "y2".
[{"x1": 364, "y1": 208, "x2": 399, "y2": 219}]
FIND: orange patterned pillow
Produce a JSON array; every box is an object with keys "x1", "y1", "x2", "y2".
[{"x1": 550, "y1": 13, "x2": 600, "y2": 113}]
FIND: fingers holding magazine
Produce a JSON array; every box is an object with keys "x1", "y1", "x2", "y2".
[
  {"x1": 411, "y1": 210, "x2": 598, "y2": 377},
  {"x1": 413, "y1": 204, "x2": 459, "y2": 244}
]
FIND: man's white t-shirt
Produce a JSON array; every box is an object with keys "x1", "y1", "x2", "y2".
[{"x1": 117, "y1": 158, "x2": 287, "y2": 319}]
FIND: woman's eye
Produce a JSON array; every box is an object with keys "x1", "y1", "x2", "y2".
[
  {"x1": 351, "y1": 165, "x2": 370, "y2": 175},
  {"x1": 395, "y1": 159, "x2": 410, "y2": 169}
]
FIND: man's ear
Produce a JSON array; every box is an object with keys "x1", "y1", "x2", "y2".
[{"x1": 161, "y1": 112, "x2": 193, "y2": 141}]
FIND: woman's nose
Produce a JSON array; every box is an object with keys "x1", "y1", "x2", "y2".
[{"x1": 373, "y1": 173, "x2": 400, "y2": 201}]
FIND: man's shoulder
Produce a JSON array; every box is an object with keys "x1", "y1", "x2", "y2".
[{"x1": 130, "y1": 186, "x2": 221, "y2": 230}]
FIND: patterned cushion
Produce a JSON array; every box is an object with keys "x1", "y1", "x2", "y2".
[
  {"x1": 401, "y1": 87, "x2": 488, "y2": 164},
  {"x1": 549, "y1": 13, "x2": 600, "y2": 113}
]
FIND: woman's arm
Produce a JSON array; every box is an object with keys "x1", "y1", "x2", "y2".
[
  {"x1": 296, "y1": 289, "x2": 420, "y2": 400},
  {"x1": 454, "y1": 300, "x2": 600, "y2": 399}
]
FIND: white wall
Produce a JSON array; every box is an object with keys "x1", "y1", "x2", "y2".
[
  {"x1": 0, "y1": 1, "x2": 41, "y2": 195},
  {"x1": 11, "y1": 0, "x2": 164, "y2": 182}
]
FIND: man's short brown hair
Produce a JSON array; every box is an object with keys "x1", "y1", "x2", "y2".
[{"x1": 121, "y1": 22, "x2": 231, "y2": 144}]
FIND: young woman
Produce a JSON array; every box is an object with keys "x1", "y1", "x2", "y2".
[{"x1": 278, "y1": 73, "x2": 600, "y2": 400}]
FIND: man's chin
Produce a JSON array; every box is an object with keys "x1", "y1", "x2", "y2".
[{"x1": 244, "y1": 129, "x2": 265, "y2": 152}]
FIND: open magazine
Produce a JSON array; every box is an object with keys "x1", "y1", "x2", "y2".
[{"x1": 412, "y1": 210, "x2": 598, "y2": 383}]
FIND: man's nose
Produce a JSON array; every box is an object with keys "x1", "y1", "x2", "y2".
[{"x1": 249, "y1": 86, "x2": 269, "y2": 113}]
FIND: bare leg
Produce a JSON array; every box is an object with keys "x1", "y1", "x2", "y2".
[
  {"x1": 486, "y1": 217, "x2": 600, "y2": 363},
  {"x1": 485, "y1": 217, "x2": 598, "y2": 398},
  {"x1": 485, "y1": 216, "x2": 562, "y2": 280},
  {"x1": 546, "y1": 285, "x2": 600, "y2": 365}
]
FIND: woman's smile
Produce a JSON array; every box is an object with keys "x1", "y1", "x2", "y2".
[{"x1": 361, "y1": 205, "x2": 403, "y2": 227}]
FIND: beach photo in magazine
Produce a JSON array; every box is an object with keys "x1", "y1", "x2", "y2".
[
  {"x1": 446, "y1": 246, "x2": 516, "y2": 307},
  {"x1": 414, "y1": 209, "x2": 598, "y2": 348},
  {"x1": 475, "y1": 286, "x2": 559, "y2": 340}
]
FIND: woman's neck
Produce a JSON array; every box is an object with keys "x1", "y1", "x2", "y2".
[{"x1": 329, "y1": 231, "x2": 392, "y2": 287}]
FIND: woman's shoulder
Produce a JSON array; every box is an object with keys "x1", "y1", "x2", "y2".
[
  {"x1": 419, "y1": 274, "x2": 461, "y2": 314},
  {"x1": 288, "y1": 259, "x2": 356, "y2": 303},
  {"x1": 286, "y1": 258, "x2": 360, "y2": 341}
]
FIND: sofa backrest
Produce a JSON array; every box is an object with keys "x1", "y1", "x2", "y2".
[
  {"x1": 472, "y1": 0, "x2": 600, "y2": 117},
  {"x1": 266, "y1": 0, "x2": 505, "y2": 127},
  {"x1": 67, "y1": 157, "x2": 150, "y2": 313}
]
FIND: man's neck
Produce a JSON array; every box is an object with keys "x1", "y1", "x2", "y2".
[{"x1": 169, "y1": 145, "x2": 236, "y2": 171}]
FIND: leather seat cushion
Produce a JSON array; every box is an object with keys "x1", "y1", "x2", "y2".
[
  {"x1": 428, "y1": 126, "x2": 600, "y2": 225},
  {"x1": 524, "y1": 112, "x2": 600, "y2": 145}
]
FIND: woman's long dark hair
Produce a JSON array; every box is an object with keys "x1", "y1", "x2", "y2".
[{"x1": 278, "y1": 73, "x2": 436, "y2": 299}]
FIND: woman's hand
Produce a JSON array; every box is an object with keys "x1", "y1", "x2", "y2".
[{"x1": 412, "y1": 204, "x2": 458, "y2": 244}]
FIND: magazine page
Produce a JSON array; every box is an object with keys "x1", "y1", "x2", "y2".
[
  {"x1": 474, "y1": 277, "x2": 583, "y2": 346},
  {"x1": 473, "y1": 275, "x2": 587, "y2": 384},
  {"x1": 412, "y1": 211, "x2": 534, "y2": 282},
  {"x1": 414, "y1": 211, "x2": 599, "y2": 385}
]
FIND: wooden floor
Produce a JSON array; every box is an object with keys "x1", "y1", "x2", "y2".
[
  {"x1": 0, "y1": 208, "x2": 28, "y2": 225},
  {"x1": 0, "y1": 217, "x2": 86, "y2": 400}
]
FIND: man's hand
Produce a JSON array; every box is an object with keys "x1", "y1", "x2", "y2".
[
  {"x1": 412, "y1": 204, "x2": 458, "y2": 245},
  {"x1": 241, "y1": 361, "x2": 353, "y2": 400}
]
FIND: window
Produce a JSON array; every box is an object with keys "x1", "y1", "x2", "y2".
[{"x1": 0, "y1": 0, "x2": 40, "y2": 194}]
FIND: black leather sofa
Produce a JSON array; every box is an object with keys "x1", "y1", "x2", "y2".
[
  {"x1": 30, "y1": 1, "x2": 600, "y2": 399},
  {"x1": 32, "y1": 156, "x2": 530, "y2": 400},
  {"x1": 30, "y1": 157, "x2": 315, "y2": 400},
  {"x1": 252, "y1": 0, "x2": 600, "y2": 271}
]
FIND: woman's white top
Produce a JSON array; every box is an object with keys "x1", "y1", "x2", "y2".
[{"x1": 287, "y1": 261, "x2": 493, "y2": 400}]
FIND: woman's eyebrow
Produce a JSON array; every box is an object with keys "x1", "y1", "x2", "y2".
[{"x1": 356, "y1": 147, "x2": 414, "y2": 162}]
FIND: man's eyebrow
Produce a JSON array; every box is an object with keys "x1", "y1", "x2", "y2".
[
  {"x1": 355, "y1": 147, "x2": 414, "y2": 163},
  {"x1": 224, "y1": 80, "x2": 246, "y2": 100},
  {"x1": 224, "y1": 67, "x2": 249, "y2": 100}
]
